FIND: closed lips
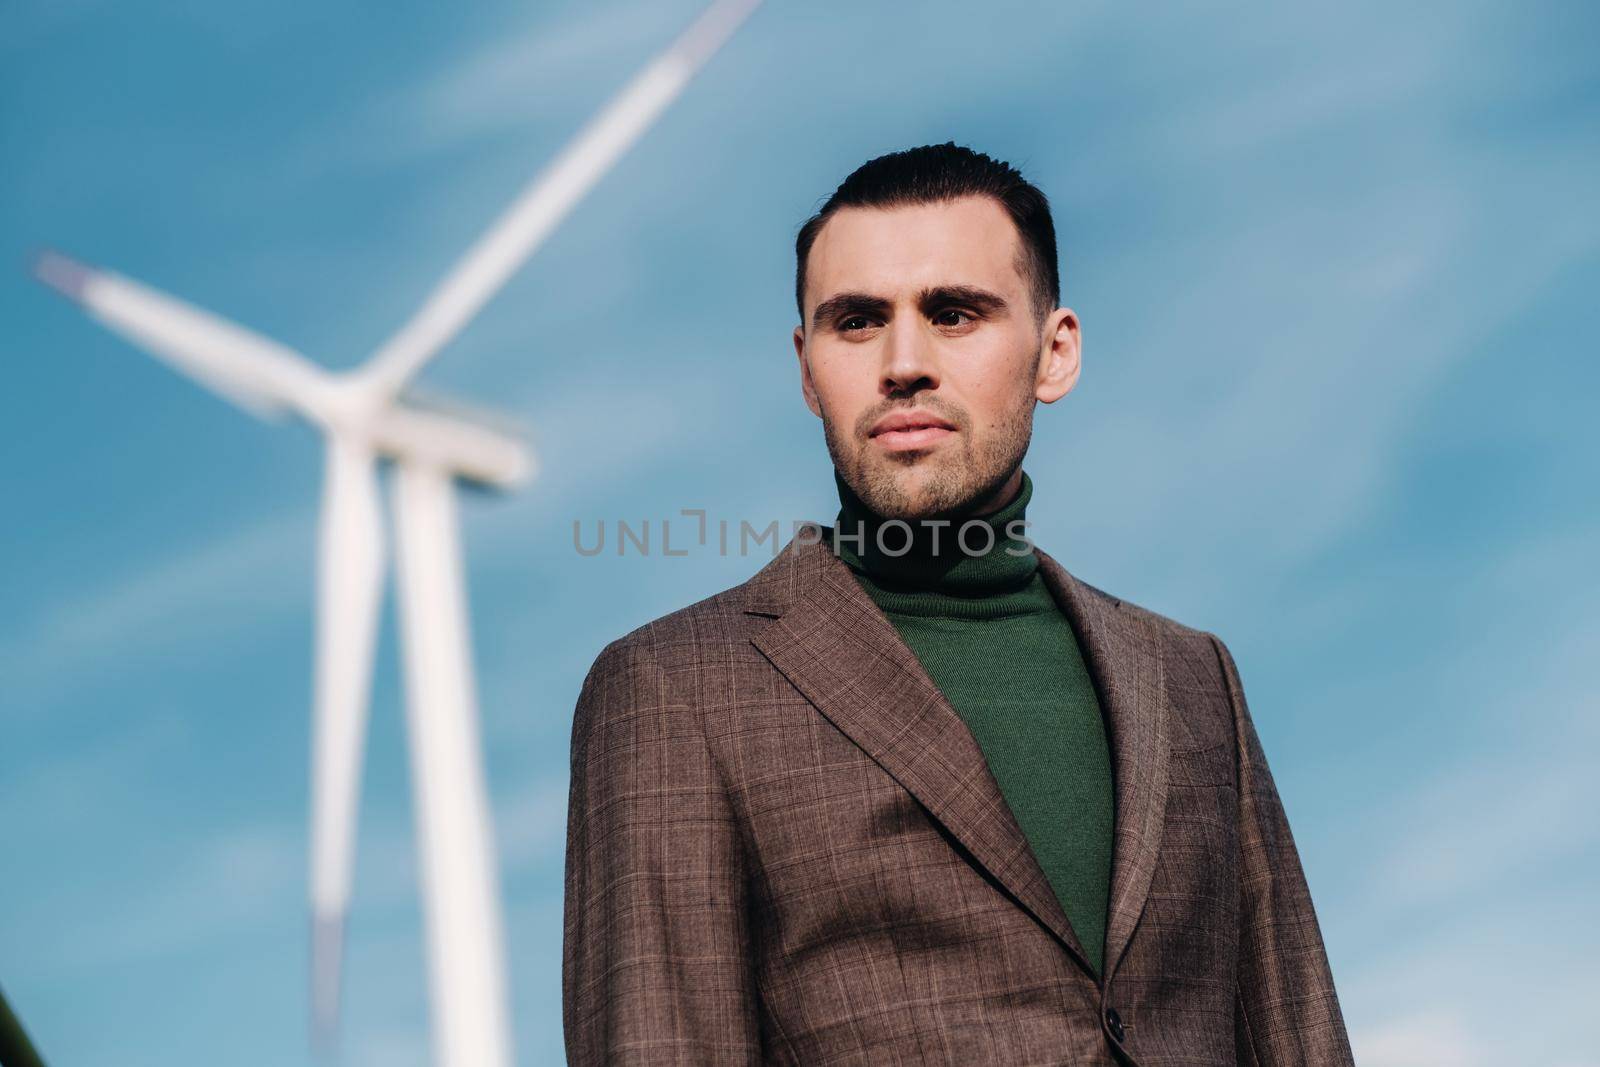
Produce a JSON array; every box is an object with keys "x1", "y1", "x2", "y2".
[{"x1": 870, "y1": 412, "x2": 956, "y2": 436}]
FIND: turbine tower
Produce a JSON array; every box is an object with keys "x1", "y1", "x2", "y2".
[{"x1": 32, "y1": 2, "x2": 762, "y2": 1064}]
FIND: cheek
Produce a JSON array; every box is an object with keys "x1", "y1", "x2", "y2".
[
  {"x1": 952, "y1": 353, "x2": 1034, "y2": 426},
  {"x1": 808, "y1": 352, "x2": 874, "y2": 411}
]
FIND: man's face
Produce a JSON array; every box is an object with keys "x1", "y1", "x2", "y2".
[{"x1": 794, "y1": 195, "x2": 1081, "y2": 519}]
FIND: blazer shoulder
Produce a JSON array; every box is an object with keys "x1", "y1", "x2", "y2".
[
  {"x1": 583, "y1": 553, "x2": 788, "y2": 679},
  {"x1": 573, "y1": 562, "x2": 786, "y2": 760},
  {"x1": 1074, "y1": 576, "x2": 1237, "y2": 694},
  {"x1": 1075, "y1": 575, "x2": 1219, "y2": 647},
  {"x1": 1073, "y1": 580, "x2": 1247, "y2": 757},
  {"x1": 1038, "y1": 546, "x2": 1217, "y2": 649}
]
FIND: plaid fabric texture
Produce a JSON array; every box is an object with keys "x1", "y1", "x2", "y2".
[{"x1": 563, "y1": 528, "x2": 1353, "y2": 1066}]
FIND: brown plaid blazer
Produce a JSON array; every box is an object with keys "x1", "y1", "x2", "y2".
[{"x1": 563, "y1": 528, "x2": 1353, "y2": 1066}]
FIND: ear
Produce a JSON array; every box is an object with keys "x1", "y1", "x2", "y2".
[
  {"x1": 1035, "y1": 306, "x2": 1081, "y2": 404},
  {"x1": 794, "y1": 324, "x2": 823, "y2": 418}
]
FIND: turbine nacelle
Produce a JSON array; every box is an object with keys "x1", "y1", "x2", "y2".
[
  {"x1": 368, "y1": 396, "x2": 534, "y2": 491},
  {"x1": 316, "y1": 379, "x2": 535, "y2": 491}
]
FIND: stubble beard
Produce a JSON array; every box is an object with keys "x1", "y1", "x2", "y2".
[{"x1": 823, "y1": 387, "x2": 1035, "y2": 521}]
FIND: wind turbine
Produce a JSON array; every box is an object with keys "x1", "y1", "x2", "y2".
[{"x1": 31, "y1": 1, "x2": 763, "y2": 1064}]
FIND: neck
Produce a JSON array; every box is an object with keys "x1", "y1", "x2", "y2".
[
  {"x1": 828, "y1": 467, "x2": 1039, "y2": 596},
  {"x1": 966, "y1": 466, "x2": 1025, "y2": 515}
]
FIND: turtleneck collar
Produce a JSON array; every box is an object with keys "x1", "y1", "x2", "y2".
[{"x1": 827, "y1": 467, "x2": 1039, "y2": 597}]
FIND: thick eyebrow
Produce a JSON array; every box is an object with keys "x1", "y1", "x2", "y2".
[{"x1": 810, "y1": 285, "x2": 1010, "y2": 329}]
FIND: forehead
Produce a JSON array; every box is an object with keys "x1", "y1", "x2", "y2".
[{"x1": 805, "y1": 196, "x2": 1025, "y2": 308}]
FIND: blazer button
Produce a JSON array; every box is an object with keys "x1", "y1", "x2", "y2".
[{"x1": 1105, "y1": 1007, "x2": 1126, "y2": 1043}]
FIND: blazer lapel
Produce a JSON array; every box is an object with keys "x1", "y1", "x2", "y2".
[
  {"x1": 747, "y1": 531, "x2": 1094, "y2": 974},
  {"x1": 1033, "y1": 549, "x2": 1171, "y2": 985},
  {"x1": 744, "y1": 532, "x2": 1172, "y2": 986}
]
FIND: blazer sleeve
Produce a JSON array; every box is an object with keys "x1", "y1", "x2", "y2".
[
  {"x1": 1211, "y1": 635, "x2": 1355, "y2": 1067},
  {"x1": 562, "y1": 637, "x2": 762, "y2": 1066}
]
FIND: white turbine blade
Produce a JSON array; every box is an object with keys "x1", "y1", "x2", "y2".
[
  {"x1": 358, "y1": 0, "x2": 763, "y2": 399},
  {"x1": 33, "y1": 249, "x2": 331, "y2": 421},
  {"x1": 392, "y1": 462, "x2": 511, "y2": 1067},
  {"x1": 308, "y1": 434, "x2": 387, "y2": 1047}
]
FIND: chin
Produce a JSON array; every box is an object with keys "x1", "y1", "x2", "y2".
[{"x1": 859, "y1": 461, "x2": 959, "y2": 518}]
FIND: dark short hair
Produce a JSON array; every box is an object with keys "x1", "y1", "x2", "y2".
[{"x1": 794, "y1": 142, "x2": 1060, "y2": 324}]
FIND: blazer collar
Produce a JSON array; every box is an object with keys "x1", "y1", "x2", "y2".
[{"x1": 744, "y1": 528, "x2": 1169, "y2": 984}]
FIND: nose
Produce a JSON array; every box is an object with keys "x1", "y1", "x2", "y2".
[{"x1": 880, "y1": 317, "x2": 939, "y2": 399}]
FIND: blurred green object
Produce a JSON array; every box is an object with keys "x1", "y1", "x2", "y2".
[{"x1": 0, "y1": 984, "x2": 45, "y2": 1067}]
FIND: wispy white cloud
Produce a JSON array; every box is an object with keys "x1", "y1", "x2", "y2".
[
  {"x1": 409, "y1": 2, "x2": 690, "y2": 145},
  {"x1": 495, "y1": 774, "x2": 569, "y2": 871},
  {"x1": 42, "y1": 822, "x2": 301, "y2": 974},
  {"x1": 1045, "y1": 135, "x2": 1600, "y2": 610},
  {"x1": 1346, "y1": 943, "x2": 1600, "y2": 1067},
  {"x1": 349, "y1": 1028, "x2": 430, "y2": 1067},
  {"x1": 0, "y1": 508, "x2": 315, "y2": 708},
  {"x1": 317, "y1": 0, "x2": 703, "y2": 170},
  {"x1": 0, "y1": 702, "x2": 180, "y2": 797},
  {"x1": 1353, "y1": 1008, "x2": 1479, "y2": 1067}
]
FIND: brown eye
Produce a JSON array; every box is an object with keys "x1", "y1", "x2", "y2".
[
  {"x1": 934, "y1": 308, "x2": 972, "y2": 327},
  {"x1": 840, "y1": 315, "x2": 871, "y2": 331}
]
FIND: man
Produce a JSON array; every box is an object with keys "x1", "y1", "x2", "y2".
[{"x1": 563, "y1": 143, "x2": 1353, "y2": 1066}]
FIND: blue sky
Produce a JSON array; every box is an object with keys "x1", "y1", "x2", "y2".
[{"x1": 4, "y1": 0, "x2": 1598, "y2": 1063}]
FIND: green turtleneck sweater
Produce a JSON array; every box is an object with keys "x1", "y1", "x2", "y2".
[{"x1": 826, "y1": 468, "x2": 1115, "y2": 977}]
